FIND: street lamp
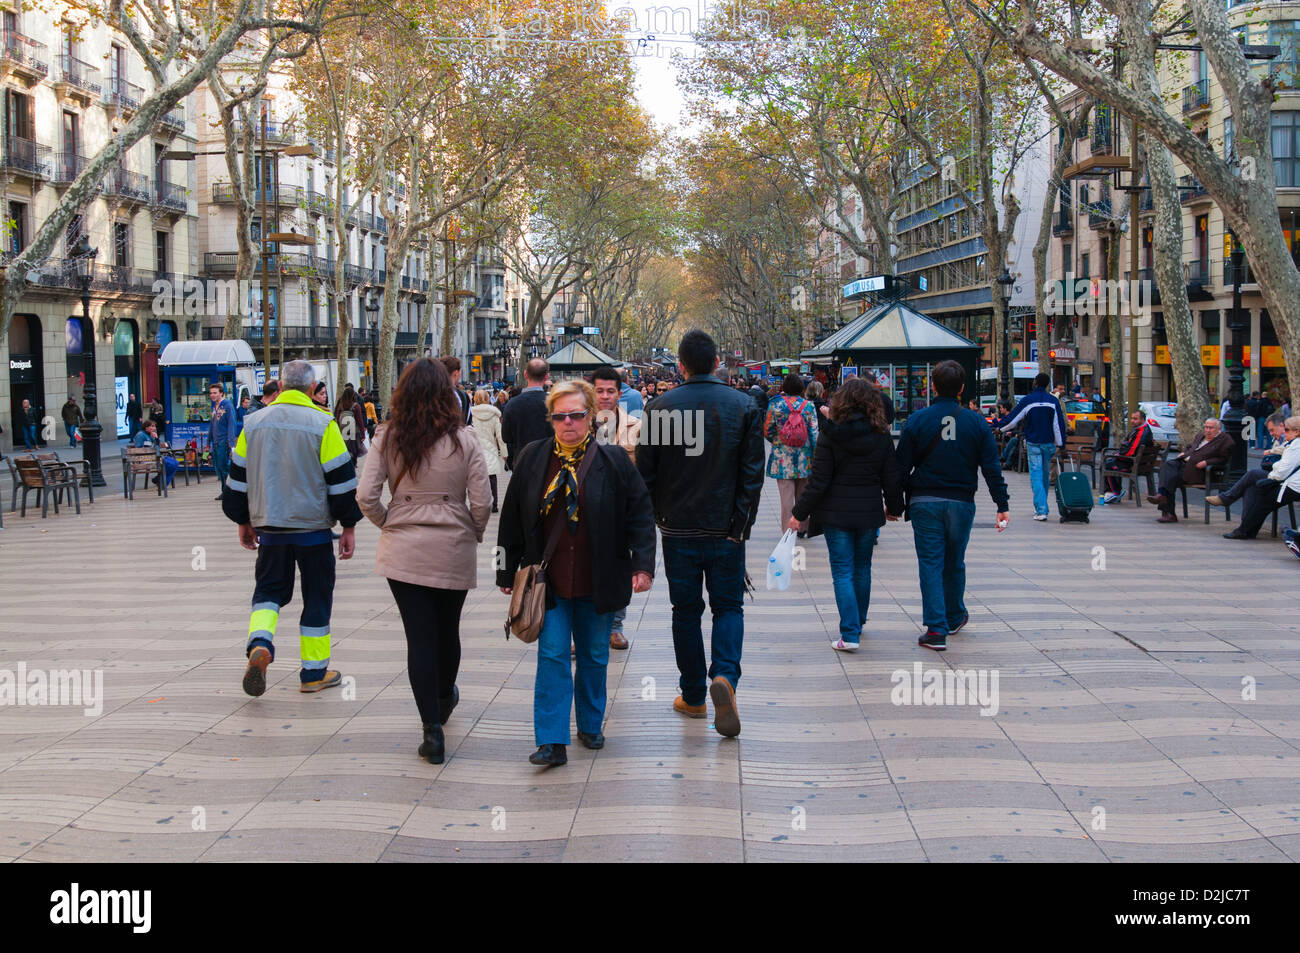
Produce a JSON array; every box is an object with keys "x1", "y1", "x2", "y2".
[
  {"x1": 1224, "y1": 241, "x2": 1249, "y2": 472},
  {"x1": 411, "y1": 292, "x2": 428, "y2": 356},
  {"x1": 70, "y1": 235, "x2": 106, "y2": 486},
  {"x1": 997, "y1": 269, "x2": 1015, "y2": 406},
  {"x1": 364, "y1": 288, "x2": 381, "y2": 389}
]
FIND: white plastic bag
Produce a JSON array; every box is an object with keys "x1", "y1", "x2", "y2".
[{"x1": 766, "y1": 529, "x2": 797, "y2": 591}]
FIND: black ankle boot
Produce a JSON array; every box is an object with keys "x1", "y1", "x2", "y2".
[
  {"x1": 438, "y1": 684, "x2": 459, "y2": 725},
  {"x1": 419, "y1": 723, "x2": 445, "y2": 764}
]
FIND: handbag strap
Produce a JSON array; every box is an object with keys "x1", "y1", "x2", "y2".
[{"x1": 538, "y1": 442, "x2": 597, "y2": 568}]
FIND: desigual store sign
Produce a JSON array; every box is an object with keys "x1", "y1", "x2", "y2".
[{"x1": 9, "y1": 356, "x2": 37, "y2": 380}]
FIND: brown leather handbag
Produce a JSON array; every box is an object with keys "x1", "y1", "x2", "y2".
[{"x1": 503, "y1": 447, "x2": 596, "y2": 642}]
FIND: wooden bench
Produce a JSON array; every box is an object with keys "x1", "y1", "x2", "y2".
[
  {"x1": 1100, "y1": 443, "x2": 1161, "y2": 505},
  {"x1": 14, "y1": 456, "x2": 80, "y2": 517},
  {"x1": 121, "y1": 446, "x2": 168, "y2": 499}
]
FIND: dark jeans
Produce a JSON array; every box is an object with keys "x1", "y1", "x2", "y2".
[
  {"x1": 213, "y1": 441, "x2": 231, "y2": 491},
  {"x1": 1220, "y1": 468, "x2": 1268, "y2": 511},
  {"x1": 1155, "y1": 459, "x2": 1194, "y2": 514},
  {"x1": 662, "y1": 535, "x2": 745, "y2": 707},
  {"x1": 65, "y1": 423, "x2": 77, "y2": 448},
  {"x1": 909, "y1": 500, "x2": 976, "y2": 636},
  {"x1": 824, "y1": 525, "x2": 878, "y2": 641},
  {"x1": 489, "y1": 474, "x2": 498, "y2": 508},
  {"x1": 1238, "y1": 486, "x2": 1300, "y2": 538},
  {"x1": 387, "y1": 580, "x2": 467, "y2": 726},
  {"x1": 248, "y1": 541, "x2": 335, "y2": 683},
  {"x1": 21, "y1": 424, "x2": 37, "y2": 449}
]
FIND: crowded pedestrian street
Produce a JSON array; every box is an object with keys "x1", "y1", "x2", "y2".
[{"x1": 2, "y1": 461, "x2": 1297, "y2": 864}]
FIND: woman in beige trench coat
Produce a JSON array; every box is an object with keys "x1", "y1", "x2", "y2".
[{"x1": 357, "y1": 358, "x2": 491, "y2": 765}]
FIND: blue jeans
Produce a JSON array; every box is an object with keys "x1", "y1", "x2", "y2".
[
  {"x1": 213, "y1": 441, "x2": 231, "y2": 490},
  {"x1": 534, "y1": 596, "x2": 613, "y2": 745},
  {"x1": 1000, "y1": 435, "x2": 1019, "y2": 468},
  {"x1": 1026, "y1": 442, "x2": 1056, "y2": 516},
  {"x1": 910, "y1": 500, "x2": 976, "y2": 636},
  {"x1": 824, "y1": 525, "x2": 878, "y2": 641},
  {"x1": 65, "y1": 423, "x2": 77, "y2": 448},
  {"x1": 22, "y1": 424, "x2": 37, "y2": 449},
  {"x1": 611, "y1": 604, "x2": 627, "y2": 634},
  {"x1": 662, "y1": 536, "x2": 745, "y2": 707}
]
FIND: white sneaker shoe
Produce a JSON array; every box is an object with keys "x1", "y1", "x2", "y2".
[
  {"x1": 830, "y1": 638, "x2": 860, "y2": 652},
  {"x1": 1034, "y1": 513, "x2": 1048, "y2": 521}
]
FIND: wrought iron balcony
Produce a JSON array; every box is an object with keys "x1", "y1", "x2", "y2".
[
  {"x1": 1178, "y1": 174, "x2": 1210, "y2": 204},
  {"x1": 3, "y1": 135, "x2": 51, "y2": 178},
  {"x1": 103, "y1": 166, "x2": 152, "y2": 204},
  {"x1": 1186, "y1": 258, "x2": 1209, "y2": 286},
  {"x1": 56, "y1": 54, "x2": 101, "y2": 97},
  {"x1": 231, "y1": 118, "x2": 295, "y2": 146},
  {"x1": 307, "y1": 190, "x2": 332, "y2": 215},
  {"x1": 153, "y1": 179, "x2": 188, "y2": 213},
  {"x1": 52, "y1": 152, "x2": 88, "y2": 185},
  {"x1": 1, "y1": 30, "x2": 49, "y2": 78},
  {"x1": 1087, "y1": 198, "x2": 1111, "y2": 228},
  {"x1": 211, "y1": 181, "x2": 305, "y2": 207},
  {"x1": 1182, "y1": 79, "x2": 1210, "y2": 116},
  {"x1": 1051, "y1": 208, "x2": 1074, "y2": 236},
  {"x1": 103, "y1": 76, "x2": 144, "y2": 113},
  {"x1": 159, "y1": 107, "x2": 185, "y2": 133},
  {"x1": 1222, "y1": 257, "x2": 1255, "y2": 287}
]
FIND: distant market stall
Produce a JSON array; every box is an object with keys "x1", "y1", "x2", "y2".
[{"x1": 801, "y1": 298, "x2": 980, "y2": 426}]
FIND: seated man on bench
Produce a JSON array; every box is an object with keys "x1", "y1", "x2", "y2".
[
  {"x1": 132, "y1": 419, "x2": 180, "y2": 488},
  {"x1": 1100, "y1": 409, "x2": 1152, "y2": 505},
  {"x1": 1207, "y1": 412, "x2": 1288, "y2": 515},
  {"x1": 1147, "y1": 417, "x2": 1234, "y2": 523},
  {"x1": 1224, "y1": 416, "x2": 1300, "y2": 540}
]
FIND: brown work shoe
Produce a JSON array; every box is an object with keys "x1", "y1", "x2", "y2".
[
  {"x1": 673, "y1": 695, "x2": 707, "y2": 718},
  {"x1": 242, "y1": 646, "x2": 272, "y2": 698},
  {"x1": 1156, "y1": 512, "x2": 1178, "y2": 523},
  {"x1": 300, "y1": 670, "x2": 343, "y2": 693},
  {"x1": 1146, "y1": 494, "x2": 1165, "y2": 505},
  {"x1": 610, "y1": 630, "x2": 629, "y2": 650},
  {"x1": 709, "y1": 676, "x2": 741, "y2": 738}
]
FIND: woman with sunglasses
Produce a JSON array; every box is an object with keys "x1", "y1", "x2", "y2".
[{"x1": 496, "y1": 380, "x2": 656, "y2": 767}]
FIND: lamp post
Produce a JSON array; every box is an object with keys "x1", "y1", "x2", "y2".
[
  {"x1": 1224, "y1": 244, "x2": 1249, "y2": 473},
  {"x1": 71, "y1": 237, "x2": 106, "y2": 486},
  {"x1": 364, "y1": 288, "x2": 380, "y2": 389},
  {"x1": 997, "y1": 269, "x2": 1015, "y2": 406},
  {"x1": 412, "y1": 292, "x2": 428, "y2": 356}
]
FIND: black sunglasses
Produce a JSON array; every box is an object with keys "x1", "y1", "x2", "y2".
[{"x1": 549, "y1": 410, "x2": 590, "y2": 423}]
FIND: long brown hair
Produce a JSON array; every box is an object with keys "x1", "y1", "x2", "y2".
[
  {"x1": 384, "y1": 358, "x2": 463, "y2": 480},
  {"x1": 827, "y1": 378, "x2": 888, "y2": 434}
]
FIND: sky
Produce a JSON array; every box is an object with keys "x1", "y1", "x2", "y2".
[{"x1": 604, "y1": 1, "x2": 703, "y2": 132}]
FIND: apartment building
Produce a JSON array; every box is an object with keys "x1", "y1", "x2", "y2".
[
  {"x1": 1047, "y1": 3, "x2": 1297, "y2": 406},
  {"x1": 894, "y1": 139, "x2": 1048, "y2": 373},
  {"x1": 0, "y1": 3, "x2": 198, "y2": 449}
]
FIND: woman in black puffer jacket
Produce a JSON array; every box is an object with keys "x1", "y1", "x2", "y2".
[{"x1": 790, "y1": 378, "x2": 903, "y2": 651}]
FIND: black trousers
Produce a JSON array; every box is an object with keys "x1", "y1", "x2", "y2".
[
  {"x1": 1238, "y1": 486, "x2": 1300, "y2": 538},
  {"x1": 1105, "y1": 456, "x2": 1133, "y2": 495},
  {"x1": 489, "y1": 474, "x2": 498, "y2": 508},
  {"x1": 387, "y1": 580, "x2": 467, "y2": 725},
  {"x1": 1156, "y1": 460, "x2": 1195, "y2": 514}
]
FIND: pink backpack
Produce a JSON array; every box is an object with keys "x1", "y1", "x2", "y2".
[{"x1": 778, "y1": 397, "x2": 809, "y2": 447}]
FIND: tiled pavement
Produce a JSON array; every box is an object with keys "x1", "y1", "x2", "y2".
[{"x1": 1, "y1": 462, "x2": 1299, "y2": 863}]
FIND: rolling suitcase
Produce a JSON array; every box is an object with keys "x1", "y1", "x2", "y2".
[{"x1": 1055, "y1": 457, "x2": 1093, "y2": 523}]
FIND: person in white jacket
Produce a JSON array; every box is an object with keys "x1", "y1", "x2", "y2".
[
  {"x1": 471, "y1": 389, "x2": 508, "y2": 512},
  {"x1": 1225, "y1": 416, "x2": 1300, "y2": 539}
]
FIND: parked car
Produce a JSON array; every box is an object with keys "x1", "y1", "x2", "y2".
[
  {"x1": 1063, "y1": 399, "x2": 1109, "y2": 433},
  {"x1": 1139, "y1": 401, "x2": 1179, "y2": 444}
]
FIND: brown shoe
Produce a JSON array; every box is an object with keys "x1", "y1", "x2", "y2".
[
  {"x1": 1146, "y1": 494, "x2": 1165, "y2": 505},
  {"x1": 300, "y1": 670, "x2": 343, "y2": 693},
  {"x1": 673, "y1": 695, "x2": 707, "y2": 718},
  {"x1": 1206, "y1": 495, "x2": 1225, "y2": 507},
  {"x1": 709, "y1": 676, "x2": 741, "y2": 738},
  {"x1": 610, "y1": 630, "x2": 629, "y2": 650},
  {"x1": 1156, "y1": 512, "x2": 1178, "y2": 523}
]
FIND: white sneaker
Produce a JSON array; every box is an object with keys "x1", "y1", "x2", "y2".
[
  {"x1": 830, "y1": 638, "x2": 860, "y2": 652},
  {"x1": 1034, "y1": 514, "x2": 1048, "y2": 521}
]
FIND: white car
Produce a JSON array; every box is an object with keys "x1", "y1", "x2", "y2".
[{"x1": 1139, "y1": 401, "x2": 1179, "y2": 444}]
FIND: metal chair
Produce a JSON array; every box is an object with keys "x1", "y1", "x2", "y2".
[{"x1": 14, "y1": 456, "x2": 80, "y2": 517}]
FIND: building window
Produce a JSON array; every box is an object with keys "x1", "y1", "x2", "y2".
[
  {"x1": 1272, "y1": 110, "x2": 1300, "y2": 186},
  {"x1": 8, "y1": 201, "x2": 26, "y2": 254},
  {"x1": 1081, "y1": 252, "x2": 1091, "y2": 279},
  {"x1": 114, "y1": 222, "x2": 130, "y2": 268},
  {"x1": 155, "y1": 231, "x2": 168, "y2": 275},
  {"x1": 1269, "y1": 21, "x2": 1300, "y2": 89}
]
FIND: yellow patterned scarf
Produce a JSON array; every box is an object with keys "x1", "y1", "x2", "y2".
[{"x1": 541, "y1": 433, "x2": 592, "y2": 531}]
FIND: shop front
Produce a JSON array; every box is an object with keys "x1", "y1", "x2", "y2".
[{"x1": 8, "y1": 314, "x2": 44, "y2": 447}]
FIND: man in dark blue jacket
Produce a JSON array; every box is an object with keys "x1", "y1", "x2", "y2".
[
  {"x1": 896, "y1": 361, "x2": 1009, "y2": 652},
  {"x1": 999, "y1": 372, "x2": 1067, "y2": 521}
]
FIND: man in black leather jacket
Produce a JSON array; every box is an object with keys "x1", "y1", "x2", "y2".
[{"x1": 637, "y1": 330, "x2": 764, "y2": 739}]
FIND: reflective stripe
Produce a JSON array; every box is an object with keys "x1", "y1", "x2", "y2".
[
  {"x1": 300, "y1": 632, "x2": 331, "y2": 662},
  {"x1": 301, "y1": 625, "x2": 330, "y2": 639},
  {"x1": 327, "y1": 477, "x2": 357, "y2": 494},
  {"x1": 322, "y1": 450, "x2": 351, "y2": 473},
  {"x1": 226, "y1": 478, "x2": 248, "y2": 493},
  {"x1": 231, "y1": 450, "x2": 247, "y2": 466},
  {"x1": 300, "y1": 659, "x2": 329, "y2": 672},
  {"x1": 252, "y1": 601, "x2": 280, "y2": 614},
  {"x1": 249, "y1": 607, "x2": 279, "y2": 639}
]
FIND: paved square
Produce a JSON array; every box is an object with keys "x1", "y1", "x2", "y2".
[{"x1": 1, "y1": 462, "x2": 1298, "y2": 862}]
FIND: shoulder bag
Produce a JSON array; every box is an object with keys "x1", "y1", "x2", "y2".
[{"x1": 504, "y1": 445, "x2": 597, "y2": 642}]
